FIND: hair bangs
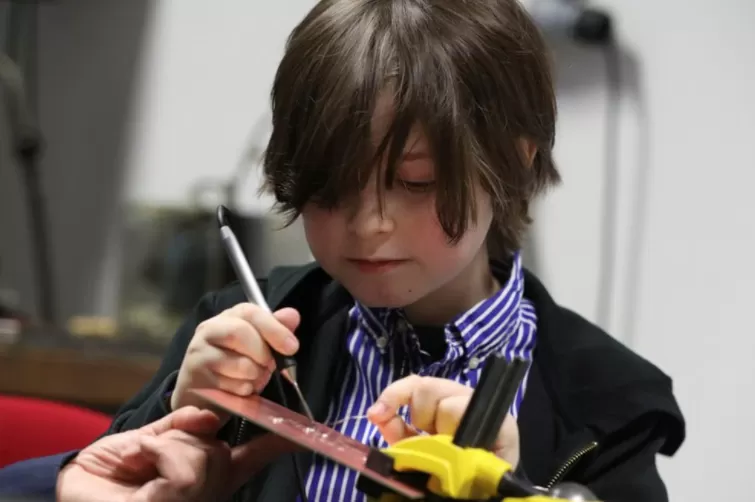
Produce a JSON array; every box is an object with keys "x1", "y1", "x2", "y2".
[
  {"x1": 262, "y1": 3, "x2": 391, "y2": 218},
  {"x1": 378, "y1": 19, "x2": 479, "y2": 243}
]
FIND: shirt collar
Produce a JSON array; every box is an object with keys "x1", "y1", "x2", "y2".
[{"x1": 353, "y1": 252, "x2": 526, "y2": 367}]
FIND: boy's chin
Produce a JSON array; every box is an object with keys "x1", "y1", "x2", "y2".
[{"x1": 347, "y1": 286, "x2": 427, "y2": 311}]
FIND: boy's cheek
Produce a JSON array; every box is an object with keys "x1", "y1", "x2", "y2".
[{"x1": 302, "y1": 210, "x2": 340, "y2": 248}]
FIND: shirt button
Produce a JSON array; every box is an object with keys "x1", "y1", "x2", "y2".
[
  {"x1": 397, "y1": 319, "x2": 410, "y2": 333},
  {"x1": 468, "y1": 357, "x2": 481, "y2": 370},
  {"x1": 376, "y1": 336, "x2": 388, "y2": 349}
]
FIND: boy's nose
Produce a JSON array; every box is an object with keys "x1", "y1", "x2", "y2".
[{"x1": 345, "y1": 187, "x2": 395, "y2": 238}]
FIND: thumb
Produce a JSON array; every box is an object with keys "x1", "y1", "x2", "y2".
[
  {"x1": 139, "y1": 406, "x2": 222, "y2": 438},
  {"x1": 492, "y1": 414, "x2": 520, "y2": 469},
  {"x1": 273, "y1": 307, "x2": 301, "y2": 333},
  {"x1": 128, "y1": 436, "x2": 194, "y2": 502},
  {"x1": 370, "y1": 413, "x2": 418, "y2": 445},
  {"x1": 139, "y1": 436, "x2": 196, "y2": 483}
]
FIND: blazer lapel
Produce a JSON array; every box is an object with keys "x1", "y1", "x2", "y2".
[
  {"x1": 300, "y1": 306, "x2": 351, "y2": 421},
  {"x1": 255, "y1": 306, "x2": 351, "y2": 502}
]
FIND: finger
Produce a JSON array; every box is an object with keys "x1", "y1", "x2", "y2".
[
  {"x1": 367, "y1": 376, "x2": 471, "y2": 425},
  {"x1": 144, "y1": 432, "x2": 234, "y2": 501},
  {"x1": 73, "y1": 432, "x2": 156, "y2": 482},
  {"x1": 273, "y1": 308, "x2": 301, "y2": 333},
  {"x1": 116, "y1": 443, "x2": 160, "y2": 482},
  {"x1": 202, "y1": 315, "x2": 274, "y2": 366},
  {"x1": 373, "y1": 414, "x2": 420, "y2": 445},
  {"x1": 139, "y1": 406, "x2": 222, "y2": 438},
  {"x1": 492, "y1": 414, "x2": 520, "y2": 467},
  {"x1": 158, "y1": 430, "x2": 234, "y2": 486},
  {"x1": 208, "y1": 370, "x2": 257, "y2": 397},
  {"x1": 135, "y1": 435, "x2": 205, "y2": 496},
  {"x1": 252, "y1": 369, "x2": 274, "y2": 392},
  {"x1": 157, "y1": 429, "x2": 227, "y2": 450},
  {"x1": 435, "y1": 395, "x2": 472, "y2": 437},
  {"x1": 228, "y1": 303, "x2": 300, "y2": 356},
  {"x1": 204, "y1": 344, "x2": 265, "y2": 381}
]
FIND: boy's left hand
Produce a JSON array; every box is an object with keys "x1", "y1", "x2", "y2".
[{"x1": 366, "y1": 375, "x2": 520, "y2": 470}]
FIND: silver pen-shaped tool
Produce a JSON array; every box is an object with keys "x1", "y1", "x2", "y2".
[{"x1": 216, "y1": 205, "x2": 314, "y2": 421}]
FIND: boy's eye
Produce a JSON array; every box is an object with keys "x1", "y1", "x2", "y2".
[{"x1": 399, "y1": 179, "x2": 436, "y2": 192}]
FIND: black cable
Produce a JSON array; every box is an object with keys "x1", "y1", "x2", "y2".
[
  {"x1": 594, "y1": 42, "x2": 621, "y2": 331},
  {"x1": 619, "y1": 56, "x2": 651, "y2": 349},
  {"x1": 571, "y1": 8, "x2": 621, "y2": 331},
  {"x1": 272, "y1": 372, "x2": 310, "y2": 502}
]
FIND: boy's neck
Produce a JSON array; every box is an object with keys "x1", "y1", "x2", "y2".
[{"x1": 402, "y1": 248, "x2": 500, "y2": 326}]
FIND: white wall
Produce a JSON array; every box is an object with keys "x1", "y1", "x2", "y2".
[
  {"x1": 532, "y1": 0, "x2": 755, "y2": 499},
  {"x1": 98, "y1": 0, "x2": 317, "y2": 316},
  {"x1": 122, "y1": 0, "x2": 294, "y2": 213},
  {"x1": 99, "y1": 0, "x2": 755, "y2": 499}
]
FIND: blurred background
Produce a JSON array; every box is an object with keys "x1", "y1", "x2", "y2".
[{"x1": 0, "y1": 0, "x2": 752, "y2": 499}]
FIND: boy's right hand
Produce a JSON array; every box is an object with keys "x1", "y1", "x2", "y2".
[{"x1": 171, "y1": 303, "x2": 301, "y2": 412}]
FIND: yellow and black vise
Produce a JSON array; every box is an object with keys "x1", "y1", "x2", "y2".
[{"x1": 356, "y1": 356, "x2": 601, "y2": 502}]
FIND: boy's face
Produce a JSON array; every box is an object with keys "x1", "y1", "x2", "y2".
[{"x1": 301, "y1": 96, "x2": 493, "y2": 312}]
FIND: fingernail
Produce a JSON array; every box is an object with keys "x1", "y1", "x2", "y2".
[
  {"x1": 367, "y1": 402, "x2": 389, "y2": 417},
  {"x1": 284, "y1": 336, "x2": 299, "y2": 353}
]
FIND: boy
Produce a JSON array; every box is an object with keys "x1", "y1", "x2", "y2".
[{"x1": 61, "y1": 0, "x2": 685, "y2": 500}]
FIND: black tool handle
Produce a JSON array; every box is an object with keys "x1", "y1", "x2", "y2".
[
  {"x1": 274, "y1": 353, "x2": 298, "y2": 372},
  {"x1": 453, "y1": 355, "x2": 528, "y2": 450}
]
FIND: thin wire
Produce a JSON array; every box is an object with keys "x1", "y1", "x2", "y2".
[
  {"x1": 328, "y1": 414, "x2": 426, "y2": 435},
  {"x1": 327, "y1": 415, "x2": 370, "y2": 427},
  {"x1": 595, "y1": 42, "x2": 622, "y2": 330}
]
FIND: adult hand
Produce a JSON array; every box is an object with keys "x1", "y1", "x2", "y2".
[{"x1": 56, "y1": 406, "x2": 298, "y2": 501}]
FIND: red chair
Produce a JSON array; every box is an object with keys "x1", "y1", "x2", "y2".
[{"x1": 0, "y1": 395, "x2": 112, "y2": 468}]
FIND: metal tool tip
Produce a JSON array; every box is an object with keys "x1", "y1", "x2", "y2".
[
  {"x1": 283, "y1": 365, "x2": 298, "y2": 382},
  {"x1": 216, "y1": 204, "x2": 231, "y2": 228},
  {"x1": 299, "y1": 397, "x2": 315, "y2": 422},
  {"x1": 280, "y1": 367, "x2": 313, "y2": 421}
]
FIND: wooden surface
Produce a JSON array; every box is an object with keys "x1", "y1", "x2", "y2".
[{"x1": 0, "y1": 344, "x2": 161, "y2": 412}]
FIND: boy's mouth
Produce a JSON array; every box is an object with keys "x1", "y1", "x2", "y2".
[{"x1": 347, "y1": 258, "x2": 408, "y2": 274}]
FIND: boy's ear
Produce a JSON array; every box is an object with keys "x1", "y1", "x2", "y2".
[{"x1": 518, "y1": 138, "x2": 538, "y2": 168}]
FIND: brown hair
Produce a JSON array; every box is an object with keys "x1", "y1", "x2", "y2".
[{"x1": 262, "y1": 0, "x2": 560, "y2": 257}]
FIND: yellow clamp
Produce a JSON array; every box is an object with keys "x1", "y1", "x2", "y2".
[
  {"x1": 379, "y1": 434, "x2": 510, "y2": 499},
  {"x1": 370, "y1": 496, "x2": 559, "y2": 502},
  {"x1": 373, "y1": 435, "x2": 571, "y2": 502}
]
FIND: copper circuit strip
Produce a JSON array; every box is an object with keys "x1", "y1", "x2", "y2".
[{"x1": 191, "y1": 389, "x2": 425, "y2": 500}]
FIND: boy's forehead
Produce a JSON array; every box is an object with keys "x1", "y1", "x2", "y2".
[{"x1": 370, "y1": 92, "x2": 427, "y2": 151}]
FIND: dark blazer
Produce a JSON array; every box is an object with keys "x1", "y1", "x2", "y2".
[
  {"x1": 0, "y1": 264, "x2": 685, "y2": 502},
  {"x1": 0, "y1": 453, "x2": 68, "y2": 500}
]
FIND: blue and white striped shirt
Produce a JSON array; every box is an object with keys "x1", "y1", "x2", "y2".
[{"x1": 304, "y1": 253, "x2": 538, "y2": 502}]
